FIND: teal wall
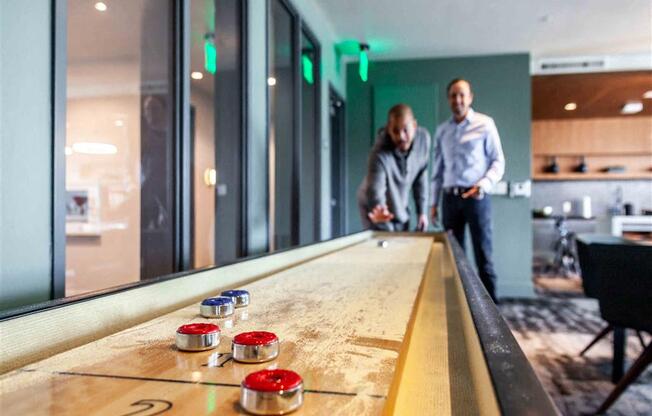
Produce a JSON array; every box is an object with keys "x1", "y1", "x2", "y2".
[
  {"x1": 346, "y1": 53, "x2": 534, "y2": 297},
  {"x1": 0, "y1": 0, "x2": 53, "y2": 309}
]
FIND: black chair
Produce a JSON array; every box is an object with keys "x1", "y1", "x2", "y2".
[
  {"x1": 575, "y1": 235, "x2": 647, "y2": 359},
  {"x1": 589, "y1": 241, "x2": 652, "y2": 414}
]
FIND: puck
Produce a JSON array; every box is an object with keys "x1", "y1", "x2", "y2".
[
  {"x1": 240, "y1": 369, "x2": 303, "y2": 415},
  {"x1": 232, "y1": 331, "x2": 279, "y2": 363},
  {"x1": 221, "y1": 289, "x2": 250, "y2": 308},
  {"x1": 175, "y1": 323, "x2": 220, "y2": 352},
  {"x1": 200, "y1": 296, "x2": 235, "y2": 319}
]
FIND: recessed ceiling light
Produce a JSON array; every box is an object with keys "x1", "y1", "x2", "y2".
[
  {"x1": 191, "y1": 71, "x2": 203, "y2": 80},
  {"x1": 267, "y1": 77, "x2": 277, "y2": 86},
  {"x1": 564, "y1": 102, "x2": 577, "y2": 111},
  {"x1": 72, "y1": 142, "x2": 117, "y2": 155},
  {"x1": 65, "y1": 146, "x2": 73, "y2": 156},
  {"x1": 621, "y1": 101, "x2": 643, "y2": 115},
  {"x1": 643, "y1": 90, "x2": 652, "y2": 99},
  {"x1": 114, "y1": 119, "x2": 124, "y2": 127},
  {"x1": 94, "y1": 2, "x2": 107, "y2": 12}
]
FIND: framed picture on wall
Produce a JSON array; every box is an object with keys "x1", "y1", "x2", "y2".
[
  {"x1": 66, "y1": 189, "x2": 90, "y2": 222},
  {"x1": 65, "y1": 186, "x2": 101, "y2": 236}
]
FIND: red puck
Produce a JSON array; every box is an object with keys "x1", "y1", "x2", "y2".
[
  {"x1": 243, "y1": 369, "x2": 302, "y2": 392},
  {"x1": 175, "y1": 323, "x2": 220, "y2": 352},
  {"x1": 240, "y1": 369, "x2": 304, "y2": 414},
  {"x1": 234, "y1": 331, "x2": 278, "y2": 346},
  {"x1": 177, "y1": 323, "x2": 220, "y2": 335},
  {"x1": 232, "y1": 331, "x2": 279, "y2": 363}
]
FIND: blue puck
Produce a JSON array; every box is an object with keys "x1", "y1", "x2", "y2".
[
  {"x1": 201, "y1": 296, "x2": 233, "y2": 306},
  {"x1": 221, "y1": 289, "x2": 250, "y2": 308},
  {"x1": 200, "y1": 296, "x2": 235, "y2": 318}
]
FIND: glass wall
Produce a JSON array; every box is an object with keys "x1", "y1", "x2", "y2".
[
  {"x1": 299, "y1": 29, "x2": 319, "y2": 244},
  {"x1": 268, "y1": 0, "x2": 297, "y2": 251},
  {"x1": 1, "y1": 0, "x2": 324, "y2": 313},
  {"x1": 190, "y1": 0, "x2": 244, "y2": 268},
  {"x1": 65, "y1": 0, "x2": 175, "y2": 296}
]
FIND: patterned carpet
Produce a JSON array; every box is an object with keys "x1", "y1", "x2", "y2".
[{"x1": 499, "y1": 292, "x2": 652, "y2": 415}]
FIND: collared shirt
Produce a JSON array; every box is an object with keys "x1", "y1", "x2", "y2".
[
  {"x1": 431, "y1": 109, "x2": 505, "y2": 205},
  {"x1": 358, "y1": 126, "x2": 431, "y2": 224}
]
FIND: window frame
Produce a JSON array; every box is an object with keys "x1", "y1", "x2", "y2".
[
  {"x1": 267, "y1": 0, "x2": 323, "y2": 248},
  {"x1": 298, "y1": 22, "x2": 322, "y2": 242},
  {"x1": 50, "y1": 0, "x2": 249, "y2": 299}
]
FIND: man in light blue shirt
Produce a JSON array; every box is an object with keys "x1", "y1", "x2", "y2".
[{"x1": 431, "y1": 78, "x2": 505, "y2": 301}]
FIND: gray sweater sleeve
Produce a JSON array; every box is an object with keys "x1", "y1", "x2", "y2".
[
  {"x1": 366, "y1": 153, "x2": 387, "y2": 208},
  {"x1": 413, "y1": 161, "x2": 428, "y2": 216}
]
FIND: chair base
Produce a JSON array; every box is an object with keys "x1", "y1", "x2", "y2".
[{"x1": 597, "y1": 343, "x2": 652, "y2": 414}]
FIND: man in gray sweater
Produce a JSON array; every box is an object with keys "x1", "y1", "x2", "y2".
[{"x1": 357, "y1": 104, "x2": 430, "y2": 231}]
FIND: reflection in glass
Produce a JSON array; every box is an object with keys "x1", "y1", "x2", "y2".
[
  {"x1": 190, "y1": 0, "x2": 243, "y2": 267},
  {"x1": 299, "y1": 30, "x2": 319, "y2": 244},
  {"x1": 268, "y1": 0, "x2": 296, "y2": 251},
  {"x1": 65, "y1": 0, "x2": 174, "y2": 296},
  {"x1": 190, "y1": 0, "x2": 216, "y2": 268}
]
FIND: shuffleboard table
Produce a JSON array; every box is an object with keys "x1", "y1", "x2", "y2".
[{"x1": 0, "y1": 232, "x2": 557, "y2": 415}]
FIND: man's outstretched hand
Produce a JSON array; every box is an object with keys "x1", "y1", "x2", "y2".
[
  {"x1": 368, "y1": 204, "x2": 394, "y2": 224},
  {"x1": 416, "y1": 214, "x2": 428, "y2": 232}
]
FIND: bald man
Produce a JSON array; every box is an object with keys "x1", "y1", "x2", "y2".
[{"x1": 357, "y1": 104, "x2": 430, "y2": 232}]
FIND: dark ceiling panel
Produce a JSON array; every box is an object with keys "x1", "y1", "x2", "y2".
[{"x1": 532, "y1": 71, "x2": 652, "y2": 120}]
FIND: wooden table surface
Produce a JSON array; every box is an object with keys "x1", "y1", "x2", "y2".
[{"x1": 1, "y1": 235, "x2": 447, "y2": 415}]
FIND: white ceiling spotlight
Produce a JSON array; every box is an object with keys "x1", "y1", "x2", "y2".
[
  {"x1": 94, "y1": 2, "x2": 107, "y2": 12},
  {"x1": 267, "y1": 77, "x2": 277, "y2": 86},
  {"x1": 621, "y1": 101, "x2": 643, "y2": 115},
  {"x1": 191, "y1": 71, "x2": 204, "y2": 80},
  {"x1": 643, "y1": 90, "x2": 652, "y2": 99},
  {"x1": 564, "y1": 102, "x2": 577, "y2": 111}
]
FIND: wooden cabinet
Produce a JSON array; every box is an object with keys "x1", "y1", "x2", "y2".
[{"x1": 532, "y1": 117, "x2": 652, "y2": 180}]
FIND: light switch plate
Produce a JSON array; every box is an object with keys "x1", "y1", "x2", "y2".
[{"x1": 509, "y1": 180, "x2": 531, "y2": 198}]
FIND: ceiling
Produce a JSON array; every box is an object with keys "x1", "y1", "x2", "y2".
[
  {"x1": 532, "y1": 71, "x2": 652, "y2": 119},
  {"x1": 68, "y1": 0, "x2": 144, "y2": 63},
  {"x1": 68, "y1": 0, "x2": 242, "y2": 95},
  {"x1": 316, "y1": 0, "x2": 652, "y2": 61}
]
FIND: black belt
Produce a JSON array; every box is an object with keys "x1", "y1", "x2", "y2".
[{"x1": 443, "y1": 186, "x2": 473, "y2": 196}]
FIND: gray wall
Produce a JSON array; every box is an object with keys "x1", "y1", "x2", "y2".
[
  {"x1": 0, "y1": 0, "x2": 53, "y2": 309},
  {"x1": 346, "y1": 54, "x2": 534, "y2": 297}
]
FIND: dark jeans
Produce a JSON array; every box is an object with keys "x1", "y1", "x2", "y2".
[{"x1": 442, "y1": 193, "x2": 497, "y2": 301}]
